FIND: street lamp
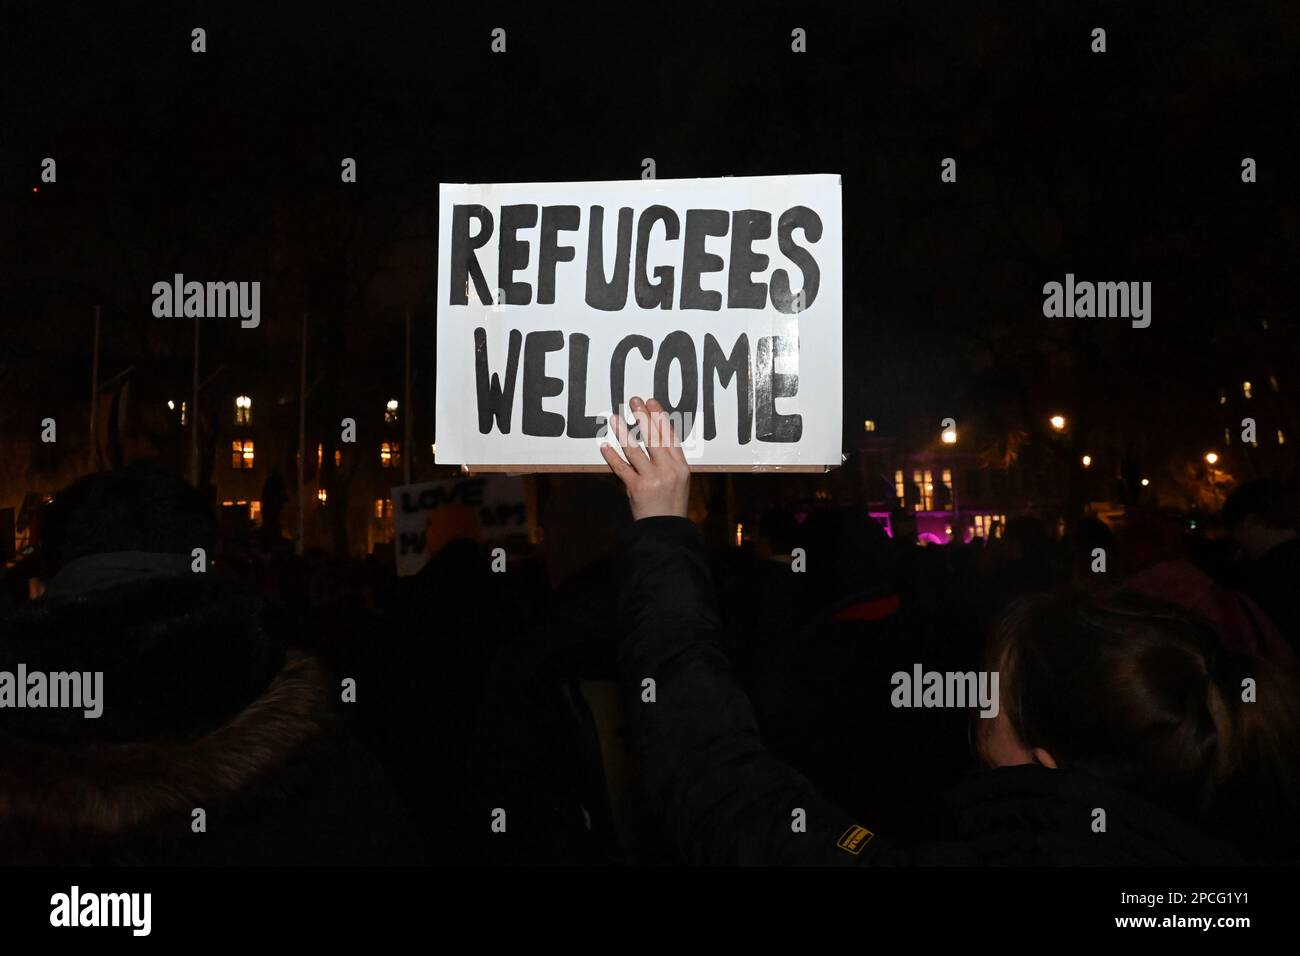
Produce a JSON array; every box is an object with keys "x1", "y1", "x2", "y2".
[
  {"x1": 1140, "y1": 478, "x2": 1150, "y2": 487},
  {"x1": 1081, "y1": 454, "x2": 1092, "y2": 468},
  {"x1": 941, "y1": 426, "x2": 957, "y2": 444},
  {"x1": 1049, "y1": 414, "x2": 1067, "y2": 431},
  {"x1": 1204, "y1": 452, "x2": 1219, "y2": 465}
]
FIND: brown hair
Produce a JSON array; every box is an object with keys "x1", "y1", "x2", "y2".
[{"x1": 989, "y1": 589, "x2": 1300, "y2": 853}]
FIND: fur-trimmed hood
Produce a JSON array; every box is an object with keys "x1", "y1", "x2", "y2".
[
  {"x1": 0, "y1": 651, "x2": 329, "y2": 843},
  {"x1": 0, "y1": 573, "x2": 288, "y2": 744},
  {"x1": 0, "y1": 574, "x2": 417, "y2": 865}
]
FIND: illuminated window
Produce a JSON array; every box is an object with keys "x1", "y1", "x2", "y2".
[
  {"x1": 317, "y1": 488, "x2": 328, "y2": 504},
  {"x1": 385, "y1": 399, "x2": 399, "y2": 424},
  {"x1": 316, "y1": 443, "x2": 324, "y2": 468},
  {"x1": 864, "y1": 419, "x2": 876, "y2": 432},
  {"x1": 913, "y1": 469, "x2": 933, "y2": 511},
  {"x1": 1242, "y1": 381, "x2": 1253, "y2": 399},
  {"x1": 1218, "y1": 387, "x2": 1226, "y2": 406},
  {"x1": 180, "y1": 401, "x2": 187, "y2": 426},
  {"x1": 231, "y1": 440, "x2": 255, "y2": 469},
  {"x1": 221, "y1": 500, "x2": 256, "y2": 521},
  {"x1": 374, "y1": 498, "x2": 393, "y2": 519},
  {"x1": 380, "y1": 442, "x2": 401, "y2": 468},
  {"x1": 894, "y1": 469, "x2": 905, "y2": 504},
  {"x1": 235, "y1": 394, "x2": 252, "y2": 425},
  {"x1": 1279, "y1": 429, "x2": 1287, "y2": 446},
  {"x1": 334, "y1": 448, "x2": 342, "y2": 467},
  {"x1": 941, "y1": 468, "x2": 953, "y2": 509}
]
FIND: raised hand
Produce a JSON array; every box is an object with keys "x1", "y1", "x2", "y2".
[{"x1": 600, "y1": 396, "x2": 691, "y2": 520}]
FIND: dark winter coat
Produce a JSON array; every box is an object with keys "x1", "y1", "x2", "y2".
[
  {"x1": 0, "y1": 570, "x2": 420, "y2": 865},
  {"x1": 616, "y1": 517, "x2": 1244, "y2": 866}
]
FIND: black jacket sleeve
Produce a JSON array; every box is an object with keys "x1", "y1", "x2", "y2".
[{"x1": 616, "y1": 516, "x2": 889, "y2": 865}]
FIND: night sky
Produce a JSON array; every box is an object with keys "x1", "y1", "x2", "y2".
[{"x1": 3, "y1": 0, "x2": 1298, "y2": 478}]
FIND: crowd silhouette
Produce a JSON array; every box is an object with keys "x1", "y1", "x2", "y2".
[{"x1": 1, "y1": 399, "x2": 1297, "y2": 866}]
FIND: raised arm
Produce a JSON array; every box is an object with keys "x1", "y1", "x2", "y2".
[{"x1": 602, "y1": 397, "x2": 877, "y2": 865}]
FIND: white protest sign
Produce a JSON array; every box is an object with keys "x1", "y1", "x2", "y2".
[
  {"x1": 391, "y1": 476, "x2": 527, "y2": 576},
  {"x1": 435, "y1": 174, "x2": 842, "y2": 471}
]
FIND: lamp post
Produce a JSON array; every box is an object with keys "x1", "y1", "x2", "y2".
[
  {"x1": 1204, "y1": 452, "x2": 1222, "y2": 507},
  {"x1": 87, "y1": 305, "x2": 101, "y2": 472},
  {"x1": 941, "y1": 424, "x2": 960, "y2": 541},
  {"x1": 403, "y1": 311, "x2": 412, "y2": 486},
  {"x1": 297, "y1": 313, "x2": 307, "y2": 556},
  {"x1": 191, "y1": 316, "x2": 200, "y2": 485}
]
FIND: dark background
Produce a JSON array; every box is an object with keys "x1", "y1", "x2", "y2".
[{"x1": 2, "y1": 0, "x2": 1297, "y2": 488}]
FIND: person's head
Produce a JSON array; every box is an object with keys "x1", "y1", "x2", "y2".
[
  {"x1": 1223, "y1": 479, "x2": 1297, "y2": 560},
  {"x1": 756, "y1": 506, "x2": 800, "y2": 558},
  {"x1": 423, "y1": 502, "x2": 481, "y2": 558},
  {"x1": 1065, "y1": 516, "x2": 1114, "y2": 585},
  {"x1": 539, "y1": 475, "x2": 630, "y2": 587},
  {"x1": 1115, "y1": 509, "x2": 1189, "y2": 572},
  {"x1": 978, "y1": 589, "x2": 1300, "y2": 843},
  {"x1": 797, "y1": 505, "x2": 893, "y2": 602},
  {"x1": 35, "y1": 463, "x2": 215, "y2": 594}
]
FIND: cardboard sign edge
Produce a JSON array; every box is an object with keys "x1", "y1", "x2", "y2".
[{"x1": 457, "y1": 464, "x2": 836, "y2": 474}]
